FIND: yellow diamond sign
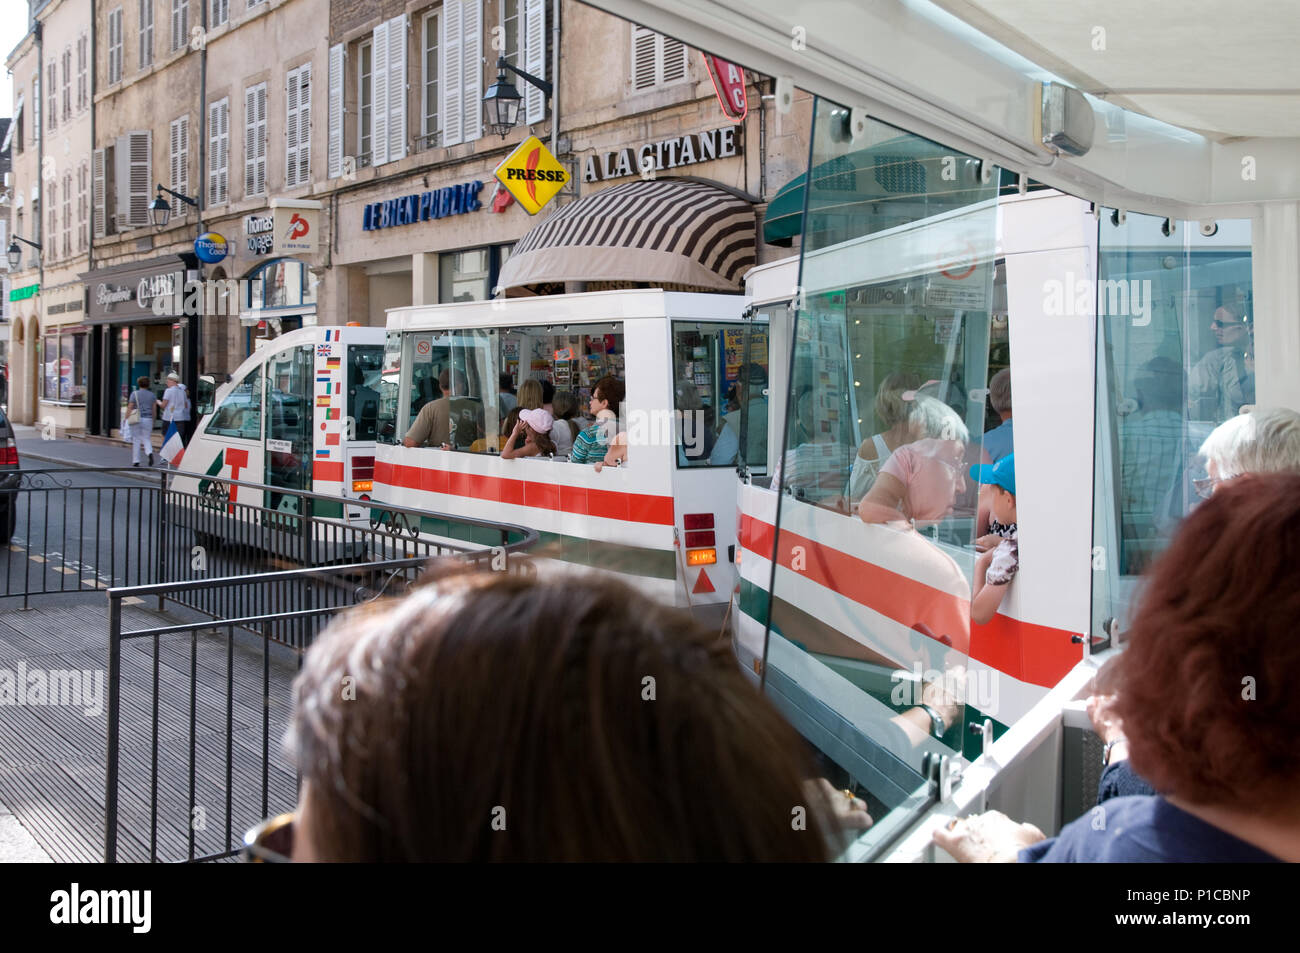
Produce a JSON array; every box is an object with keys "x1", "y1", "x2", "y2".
[{"x1": 494, "y1": 136, "x2": 570, "y2": 215}]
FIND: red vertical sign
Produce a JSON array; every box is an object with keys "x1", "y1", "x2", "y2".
[{"x1": 703, "y1": 54, "x2": 748, "y2": 124}]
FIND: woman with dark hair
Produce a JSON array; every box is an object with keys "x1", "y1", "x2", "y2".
[
  {"x1": 935, "y1": 472, "x2": 1300, "y2": 862},
  {"x1": 278, "y1": 571, "x2": 837, "y2": 862}
]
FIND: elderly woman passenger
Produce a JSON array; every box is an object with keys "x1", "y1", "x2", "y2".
[{"x1": 1195, "y1": 406, "x2": 1300, "y2": 496}]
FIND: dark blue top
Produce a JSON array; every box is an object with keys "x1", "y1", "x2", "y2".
[
  {"x1": 1019, "y1": 796, "x2": 1281, "y2": 862},
  {"x1": 982, "y1": 418, "x2": 1014, "y2": 462},
  {"x1": 1098, "y1": 760, "x2": 1156, "y2": 802}
]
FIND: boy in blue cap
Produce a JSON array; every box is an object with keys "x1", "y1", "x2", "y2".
[{"x1": 969, "y1": 454, "x2": 1017, "y2": 625}]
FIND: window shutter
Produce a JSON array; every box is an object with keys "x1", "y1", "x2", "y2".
[
  {"x1": 327, "y1": 43, "x2": 344, "y2": 178},
  {"x1": 461, "y1": 0, "x2": 482, "y2": 142},
  {"x1": 124, "y1": 130, "x2": 152, "y2": 228},
  {"x1": 632, "y1": 25, "x2": 656, "y2": 90},
  {"x1": 523, "y1": 0, "x2": 545, "y2": 124},
  {"x1": 387, "y1": 14, "x2": 407, "y2": 162},
  {"x1": 297, "y1": 63, "x2": 311, "y2": 185},
  {"x1": 209, "y1": 98, "x2": 229, "y2": 206},
  {"x1": 660, "y1": 35, "x2": 687, "y2": 83},
  {"x1": 285, "y1": 67, "x2": 300, "y2": 187},
  {"x1": 244, "y1": 86, "x2": 257, "y2": 196},
  {"x1": 92, "y1": 146, "x2": 108, "y2": 237},
  {"x1": 255, "y1": 85, "x2": 267, "y2": 195},
  {"x1": 440, "y1": 0, "x2": 463, "y2": 146},
  {"x1": 169, "y1": 116, "x2": 188, "y2": 217},
  {"x1": 371, "y1": 19, "x2": 390, "y2": 165}
]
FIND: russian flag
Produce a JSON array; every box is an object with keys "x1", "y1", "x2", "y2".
[{"x1": 315, "y1": 449, "x2": 331, "y2": 458}]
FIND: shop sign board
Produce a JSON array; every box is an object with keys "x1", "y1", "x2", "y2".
[
  {"x1": 244, "y1": 213, "x2": 275, "y2": 255},
  {"x1": 495, "y1": 136, "x2": 570, "y2": 215},
  {"x1": 362, "y1": 181, "x2": 484, "y2": 230},
  {"x1": 703, "y1": 55, "x2": 748, "y2": 123},
  {"x1": 194, "y1": 232, "x2": 229, "y2": 264},
  {"x1": 272, "y1": 199, "x2": 321, "y2": 255},
  {"x1": 9, "y1": 283, "x2": 39, "y2": 302},
  {"x1": 582, "y1": 126, "x2": 740, "y2": 183}
]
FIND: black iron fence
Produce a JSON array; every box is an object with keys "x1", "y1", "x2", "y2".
[{"x1": 3, "y1": 467, "x2": 537, "y2": 639}]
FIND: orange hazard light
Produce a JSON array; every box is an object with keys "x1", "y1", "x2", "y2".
[
  {"x1": 352, "y1": 480, "x2": 374, "y2": 492},
  {"x1": 686, "y1": 548, "x2": 717, "y2": 566}
]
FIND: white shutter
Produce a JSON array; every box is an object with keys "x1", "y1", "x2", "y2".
[
  {"x1": 285, "y1": 67, "x2": 300, "y2": 187},
  {"x1": 371, "y1": 19, "x2": 390, "y2": 165},
  {"x1": 327, "y1": 43, "x2": 343, "y2": 178},
  {"x1": 523, "y1": 0, "x2": 545, "y2": 124},
  {"x1": 125, "y1": 130, "x2": 152, "y2": 228},
  {"x1": 244, "y1": 86, "x2": 257, "y2": 196},
  {"x1": 632, "y1": 25, "x2": 657, "y2": 90},
  {"x1": 255, "y1": 84, "x2": 267, "y2": 195},
  {"x1": 386, "y1": 14, "x2": 407, "y2": 162},
  {"x1": 297, "y1": 63, "x2": 312, "y2": 184},
  {"x1": 440, "y1": 0, "x2": 462, "y2": 146},
  {"x1": 92, "y1": 146, "x2": 107, "y2": 237},
  {"x1": 169, "y1": 116, "x2": 188, "y2": 218},
  {"x1": 661, "y1": 35, "x2": 687, "y2": 83},
  {"x1": 208, "y1": 98, "x2": 228, "y2": 205},
  {"x1": 462, "y1": 0, "x2": 482, "y2": 142}
]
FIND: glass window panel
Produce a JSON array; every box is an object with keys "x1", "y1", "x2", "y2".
[
  {"x1": 265, "y1": 344, "x2": 314, "y2": 512},
  {"x1": 671, "y1": 321, "x2": 759, "y2": 468},
  {"x1": 439, "y1": 248, "x2": 491, "y2": 303},
  {"x1": 207, "y1": 365, "x2": 263, "y2": 439},
  {"x1": 376, "y1": 332, "x2": 403, "y2": 444},
  {"x1": 1091, "y1": 211, "x2": 1253, "y2": 641},
  {"x1": 348, "y1": 344, "x2": 384, "y2": 441},
  {"x1": 759, "y1": 100, "x2": 1003, "y2": 857}
]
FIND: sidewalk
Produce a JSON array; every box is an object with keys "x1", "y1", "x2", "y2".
[{"x1": 14, "y1": 425, "x2": 168, "y2": 481}]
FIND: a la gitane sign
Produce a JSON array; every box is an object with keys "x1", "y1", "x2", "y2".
[{"x1": 271, "y1": 198, "x2": 321, "y2": 255}]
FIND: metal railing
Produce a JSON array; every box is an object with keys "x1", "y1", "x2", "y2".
[{"x1": 3, "y1": 467, "x2": 537, "y2": 635}]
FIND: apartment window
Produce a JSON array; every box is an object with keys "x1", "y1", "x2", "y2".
[
  {"x1": 47, "y1": 63, "x2": 57, "y2": 132},
  {"x1": 108, "y1": 9, "x2": 124, "y2": 84},
  {"x1": 421, "y1": 9, "x2": 439, "y2": 145},
  {"x1": 358, "y1": 39, "x2": 372, "y2": 162},
  {"x1": 76, "y1": 35, "x2": 88, "y2": 109},
  {"x1": 102, "y1": 130, "x2": 152, "y2": 231},
  {"x1": 439, "y1": 0, "x2": 483, "y2": 147},
  {"x1": 327, "y1": 44, "x2": 344, "y2": 177},
  {"x1": 77, "y1": 161, "x2": 88, "y2": 252},
  {"x1": 501, "y1": 0, "x2": 520, "y2": 70},
  {"x1": 62, "y1": 172, "x2": 72, "y2": 258},
  {"x1": 139, "y1": 0, "x2": 155, "y2": 68},
  {"x1": 631, "y1": 24, "x2": 687, "y2": 91},
  {"x1": 208, "y1": 97, "x2": 229, "y2": 205},
  {"x1": 13, "y1": 91, "x2": 23, "y2": 154},
  {"x1": 169, "y1": 115, "x2": 190, "y2": 217},
  {"x1": 61, "y1": 48, "x2": 72, "y2": 121},
  {"x1": 285, "y1": 63, "x2": 311, "y2": 188},
  {"x1": 171, "y1": 0, "x2": 190, "y2": 53},
  {"x1": 244, "y1": 82, "x2": 267, "y2": 197},
  {"x1": 210, "y1": 0, "x2": 228, "y2": 27}
]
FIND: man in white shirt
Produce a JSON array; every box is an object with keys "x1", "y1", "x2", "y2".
[{"x1": 161, "y1": 372, "x2": 192, "y2": 442}]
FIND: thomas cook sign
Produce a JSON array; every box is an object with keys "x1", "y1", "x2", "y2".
[{"x1": 494, "y1": 136, "x2": 569, "y2": 215}]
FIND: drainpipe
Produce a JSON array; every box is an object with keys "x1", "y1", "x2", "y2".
[
  {"x1": 35, "y1": 17, "x2": 43, "y2": 428},
  {"x1": 550, "y1": 0, "x2": 560, "y2": 160}
]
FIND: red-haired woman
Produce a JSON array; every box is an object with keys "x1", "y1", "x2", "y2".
[{"x1": 935, "y1": 472, "x2": 1300, "y2": 862}]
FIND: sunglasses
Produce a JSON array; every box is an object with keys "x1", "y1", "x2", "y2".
[
  {"x1": 1210, "y1": 320, "x2": 1246, "y2": 330},
  {"x1": 242, "y1": 812, "x2": 296, "y2": 863}
]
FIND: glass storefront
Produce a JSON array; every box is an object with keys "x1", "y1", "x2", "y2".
[{"x1": 40, "y1": 326, "x2": 89, "y2": 403}]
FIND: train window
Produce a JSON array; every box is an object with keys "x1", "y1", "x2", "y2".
[
  {"x1": 206, "y1": 366, "x2": 263, "y2": 439},
  {"x1": 671, "y1": 322, "x2": 762, "y2": 468},
  {"x1": 375, "y1": 332, "x2": 402, "y2": 445},
  {"x1": 347, "y1": 344, "x2": 384, "y2": 441},
  {"x1": 497, "y1": 324, "x2": 626, "y2": 454},
  {"x1": 1092, "y1": 211, "x2": 1253, "y2": 638}
]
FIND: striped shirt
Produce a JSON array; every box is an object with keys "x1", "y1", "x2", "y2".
[{"x1": 569, "y1": 414, "x2": 617, "y2": 464}]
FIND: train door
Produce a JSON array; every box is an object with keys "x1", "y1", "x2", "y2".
[{"x1": 264, "y1": 343, "x2": 315, "y2": 515}]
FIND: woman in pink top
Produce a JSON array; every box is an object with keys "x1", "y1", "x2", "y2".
[{"x1": 859, "y1": 437, "x2": 968, "y2": 525}]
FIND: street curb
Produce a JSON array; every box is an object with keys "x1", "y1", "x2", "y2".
[{"x1": 18, "y1": 450, "x2": 170, "y2": 485}]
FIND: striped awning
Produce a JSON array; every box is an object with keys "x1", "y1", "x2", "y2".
[{"x1": 497, "y1": 179, "x2": 756, "y2": 293}]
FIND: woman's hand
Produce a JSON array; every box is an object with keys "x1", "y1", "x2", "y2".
[
  {"x1": 807, "y1": 778, "x2": 873, "y2": 832},
  {"x1": 1086, "y1": 694, "x2": 1126, "y2": 747},
  {"x1": 932, "y1": 810, "x2": 1045, "y2": 862}
]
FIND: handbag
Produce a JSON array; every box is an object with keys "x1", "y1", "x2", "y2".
[{"x1": 126, "y1": 406, "x2": 141, "y2": 426}]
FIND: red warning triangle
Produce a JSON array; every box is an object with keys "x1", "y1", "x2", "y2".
[{"x1": 692, "y1": 568, "x2": 715, "y2": 594}]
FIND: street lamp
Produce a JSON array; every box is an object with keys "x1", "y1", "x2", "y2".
[
  {"x1": 149, "y1": 185, "x2": 200, "y2": 228},
  {"x1": 6, "y1": 235, "x2": 42, "y2": 270},
  {"x1": 482, "y1": 56, "x2": 553, "y2": 139}
]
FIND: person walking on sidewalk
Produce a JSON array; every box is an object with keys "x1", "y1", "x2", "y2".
[
  {"x1": 160, "y1": 372, "x2": 191, "y2": 462},
  {"x1": 126, "y1": 376, "x2": 158, "y2": 467}
]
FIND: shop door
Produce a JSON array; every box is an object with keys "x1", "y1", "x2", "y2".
[{"x1": 264, "y1": 344, "x2": 315, "y2": 515}]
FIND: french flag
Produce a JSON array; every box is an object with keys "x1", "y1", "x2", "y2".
[{"x1": 161, "y1": 421, "x2": 186, "y2": 466}]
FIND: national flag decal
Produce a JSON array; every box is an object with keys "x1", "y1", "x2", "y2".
[
  {"x1": 316, "y1": 395, "x2": 331, "y2": 406},
  {"x1": 327, "y1": 408, "x2": 341, "y2": 420},
  {"x1": 326, "y1": 357, "x2": 341, "y2": 368},
  {"x1": 315, "y1": 449, "x2": 331, "y2": 458},
  {"x1": 326, "y1": 432, "x2": 341, "y2": 446}
]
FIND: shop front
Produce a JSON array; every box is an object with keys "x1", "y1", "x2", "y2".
[{"x1": 81, "y1": 255, "x2": 198, "y2": 437}]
